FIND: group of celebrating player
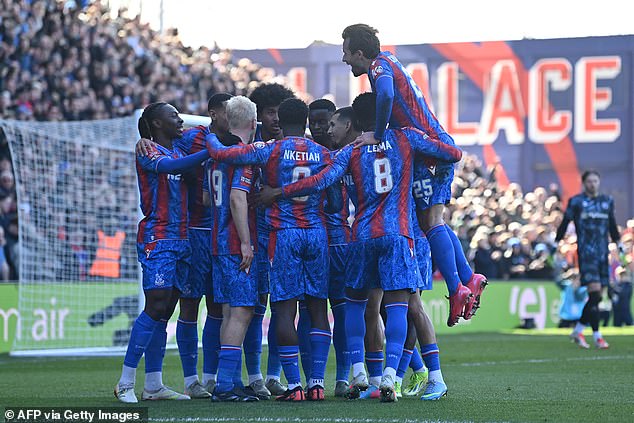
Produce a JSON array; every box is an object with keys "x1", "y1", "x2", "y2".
[{"x1": 115, "y1": 24, "x2": 487, "y2": 404}]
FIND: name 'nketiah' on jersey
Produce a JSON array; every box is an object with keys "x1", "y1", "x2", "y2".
[{"x1": 206, "y1": 134, "x2": 334, "y2": 231}]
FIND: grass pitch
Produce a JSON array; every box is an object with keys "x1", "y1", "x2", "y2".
[{"x1": 2, "y1": 332, "x2": 634, "y2": 423}]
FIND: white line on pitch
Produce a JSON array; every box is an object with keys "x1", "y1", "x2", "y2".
[{"x1": 448, "y1": 354, "x2": 634, "y2": 367}]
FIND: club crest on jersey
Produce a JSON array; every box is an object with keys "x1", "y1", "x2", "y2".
[
  {"x1": 253, "y1": 141, "x2": 266, "y2": 149},
  {"x1": 372, "y1": 65, "x2": 384, "y2": 79},
  {"x1": 602, "y1": 202, "x2": 609, "y2": 209}
]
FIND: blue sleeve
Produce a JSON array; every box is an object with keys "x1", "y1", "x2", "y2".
[
  {"x1": 324, "y1": 183, "x2": 343, "y2": 214},
  {"x1": 136, "y1": 153, "x2": 163, "y2": 173},
  {"x1": 374, "y1": 74, "x2": 394, "y2": 141},
  {"x1": 173, "y1": 128, "x2": 198, "y2": 154},
  {"x1": 282, "y1": 145, "x2": 352, "y2": 198},
  {"x1": 155, "y1": 150, "x2": 210, "y2": 174},
  {"x1": 403, "y1": 128, "x2": 462, "y2": 163},
  {"x1": 205, "y1": 133, "x2": 272, "y2": 165}
]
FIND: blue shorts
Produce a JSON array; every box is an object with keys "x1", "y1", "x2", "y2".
[
  {"x1": 329, "y1": 244, "x2": 349, "y2": 300},
  {"x1": 414, "y1": 237, "x2": 432, "y2": 291},
  {"x1": 579, "y1": 253, "x2": 609, "y2": 286},
  {"x1": 183, "y1": 228, "x2": 212, "y2": 299},
  {"x1": 413, "y1": 162, "x2": 454, "y2": 211},
  {"x1": 137, "y1": 239, "x2": 191, "y2": 292},
  {"x1": 256, "y1": 232, "x2": 270, "y2": 295},
  {"x1": 346, "y1": 234, "x2": 418, "y2": 292},
  {"x1": 268, "y1": 228, "x2": 329, "y2": 302},
  {"x1": 212, "y1": 255, "x2": 259, "y2": 307}
]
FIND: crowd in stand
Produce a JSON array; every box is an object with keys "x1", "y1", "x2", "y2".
[
  {"x1": 0, "y1": 0, "x2": 632, "y2": 287},
  {"x1": 449, "y1": 155, "x2": 634, "y2": 284},
  {"x1": 0, "y1": 0, "x2": 268, "y2": 122}
]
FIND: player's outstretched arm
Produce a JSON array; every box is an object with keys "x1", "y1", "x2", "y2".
[
  {"x1": 204, "y1": 133, "x2": 271, "y2": 165},
  {"x1": 555, "y1": 198, "x2": 574, "y2": 242},
  {"x1": 138, "y1": 146, "x2": 210, "y2": 175},
  {"x1": 282, "y1": 145, "x2": 353, "y2": 199},
  {"x1": 608, "y1": 199, "x2": 621, "y2": 243},
  {"x1": 374, "y1": 76, "x2": 395, "y2": 141},
  {"x1": 404, "y1": 128, "x2": 462, "y2": 163}
]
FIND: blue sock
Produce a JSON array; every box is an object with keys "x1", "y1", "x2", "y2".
[
  {"x1": 384, "y1": 302, "x2": 409, "y2": 372},
  {"x1": 279, "y1": 345, "x2": 301, "y2": 386},
  {"x1": 331, "y1": 302, "x2": 350, "y2": 382},
  {"x1": 123, "y1": 311, "x2": 159, "y2": 369},
  {"x1": 202, "y1": 315, "x2": 222, "y2": 376},
  {"x1": 145, "y1": 319, "x2": 167, "y2": 374},
  {"x1": 244, "y1": 304, "x2": 265, "y2": 379},
  {"x1": 409, "y1": 347, "x2": 425, "y2": 372},
  {"x1": 309, "y1": 328, "x2": 331, "y2": 386},
  {"x1": 233, "y1": 350, "x2": 244, "y2": 388},
  {"x1": 445, "y1": 225, "x2": 473, "y2": 284},
  {"x1": 397, "y1": 348, "x2": 413, "y2": 379},
  {"x1": 420, "y1": 343, "x2": 441, "y2": 372},
  {"x1": 426, "y1": 224, "x2": 461, "y2": 296},
  {"x1": 216, "y1": 345, "x2": 241, "y2": 393},
  {"x1": 266, "y1": 308, "x2": 282, "y2": 378},
  {"x1": 345, "y1": 298, "x2": 367, "y2": 369},
  {"x1": 365, "y1": 350, "x2": 384, "y2": 379},
  {"x1": 297, "y1": 302, "x2": 312, "y2": 382},
  {"x1": 176, "y1": 319, "x2": 198, "y2": 379}
]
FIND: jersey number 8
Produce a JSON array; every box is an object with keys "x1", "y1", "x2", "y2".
[{"x1": 373, "y1": 158, "x2": 393, "y2": 194}]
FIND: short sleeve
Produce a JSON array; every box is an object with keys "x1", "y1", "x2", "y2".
[
  {"x1": 231, "y1": 165, "x2": 253, "y2": 193},
  {"x1": 136, "y1": 145, "x2": 165, "y2": 173}
]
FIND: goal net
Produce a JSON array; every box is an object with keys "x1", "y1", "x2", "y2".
[{"x1": 0, "y1": 116, "x2": 141, "y2": 355}]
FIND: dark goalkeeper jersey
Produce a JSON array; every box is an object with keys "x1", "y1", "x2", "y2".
[{"x1": 556, "y1": 193, "x2": 620, "y2": 258}]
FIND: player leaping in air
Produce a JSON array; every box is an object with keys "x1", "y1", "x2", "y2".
[{"x1": 342, "y1": 24, "x2": 487, "y2": 326}]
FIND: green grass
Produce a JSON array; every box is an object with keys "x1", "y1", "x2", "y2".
[{"x1": 2, "y1": 333, "x2": 634, "y2": 423}]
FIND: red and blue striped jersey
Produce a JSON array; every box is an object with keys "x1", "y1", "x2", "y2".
[
  {"x1": 368, "y1": 51, "x2": 455, "y2": 147},
  {"x1": 206, "y1": 135, "x2": 333, "y2": 231},
  {"x1": 173, "y1": 125, "x2": 211, "y2": 229},
  {"x1": 324, "y1": 183, "x2": 352, "y2": 245},
  {"x1": 252, "y1": 124, "x2": 271, "y2": 236},
  {"x1": 136, "y1": 144, "x2": 188, "y2": 244},
  {"x1": 205, "y1": 154, "x2": 256, "y2": 255},
  {"x1": 282, "y1": 128, "x2": 462, "y2": 240}
]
